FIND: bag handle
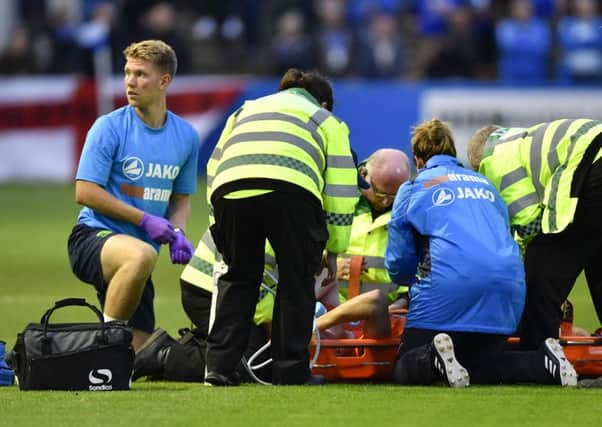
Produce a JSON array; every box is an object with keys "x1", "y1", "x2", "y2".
[
  {"x1": 39, "y1": 298, "x2": 107, "y2": 354},
  {"x1": 40, "y1": 298, "x2": 104, "y2": 325}
]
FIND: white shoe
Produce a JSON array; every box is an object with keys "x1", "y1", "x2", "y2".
[
  {"x1": 543, "y1": 338, "x2": 577, "y2": 386},
  {"x1": 432, "y1": 333, "x2": 470, "y2": 388}
]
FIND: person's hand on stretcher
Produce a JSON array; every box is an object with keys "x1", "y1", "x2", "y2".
[
  {"x1": 335, "y1": 256, "x2": 368, "y2": 281},
  {"x1": 318, "y1": 251, "x2": 340, "y2": 287}
]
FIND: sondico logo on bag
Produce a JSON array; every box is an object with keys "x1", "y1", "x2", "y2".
[{"x1": 88, "y1": 369, "x2": 113, "y2": 391}]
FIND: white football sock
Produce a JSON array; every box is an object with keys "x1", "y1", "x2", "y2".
[{"x1": 103, "y1": 313, "x2": 125, "y2": 323}]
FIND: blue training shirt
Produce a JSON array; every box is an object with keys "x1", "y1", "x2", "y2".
[
  {"x1": 385, "y1": 155, "x2": 525, "y2": 335},
  {"x1": 76, "y1": 105, "x2": 200, "y2": 251}
]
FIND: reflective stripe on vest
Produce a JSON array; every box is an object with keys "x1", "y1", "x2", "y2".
[
  {"x1": 508, "y1": 192, "x2": 539, "y2": 218},
  {"x1": 545, "y1": 120, "x2": 601, "y2": 231},
  {"x1": 485, "y1": 119, "x2": 602, "y2": 234},
  {"x1": 529, "y1": 119, "x2": 574, "y2": 201},
  {"x1": 363, "y1": 255, "x2": 385, "y2": 269},
  {"x1": 216, "y1": 153, "x2": 321, "y2": 187}
]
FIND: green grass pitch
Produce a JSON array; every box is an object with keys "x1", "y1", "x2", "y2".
[{"x1": 1, "y1": 183, "x2": 601, "y2": 427}]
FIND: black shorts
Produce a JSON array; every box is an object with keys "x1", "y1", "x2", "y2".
[{"x1": 67, "y1": 223, "x2": 155, "y2": 333}]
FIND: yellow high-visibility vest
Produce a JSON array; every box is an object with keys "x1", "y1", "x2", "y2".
[
  {"x1": 207, "y1": 88, "x2": 358, "y2": 254},
  {"x1": 479, "y1": 119, "x2": 602, "y2": 241},
  {"x1": 339, "y1": 197, "x2": 408, "y2": 303}
]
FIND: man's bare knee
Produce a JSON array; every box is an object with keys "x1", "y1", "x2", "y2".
[
  {"x1": 364, "y1": 289, "x2": 388, "y2": 316},
  {"x1": 101, "y1": 236, "x2": 158, "y2": 283},
  {"x1": 123, "y1": 245, "x2": 158, "y2": 278},
  {"x1": 102, "y1": 243, "x2": 157, "y2": 321}
]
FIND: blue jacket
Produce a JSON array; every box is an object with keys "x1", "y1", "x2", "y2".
[{"x1": 385, "y1": 155, "x2": 525, "y2": 335}]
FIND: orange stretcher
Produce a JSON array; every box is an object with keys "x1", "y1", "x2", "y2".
[
  {"x1": 309, "y1": 322, "x2": 402, "y2": 382},
  {"x1": 309, "y1": 255, "x2": 403, "y2": 381},
  {"x1": 309, "y1": 318, "x2": 602, "y2": 381},
  {"x1": 309, "y1": 256, "x2": 602, "y2": 381}
]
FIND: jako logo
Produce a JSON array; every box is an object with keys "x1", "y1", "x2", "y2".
[
  {"x1": 432, "y1": 188, "x2": 455, "y2": 206},
  {"x1": 123, "y1": 157, "x2": 144, "y2": 181},
  {"x1": 88, "y1": 369, "x2": 113, "y2": 385}
]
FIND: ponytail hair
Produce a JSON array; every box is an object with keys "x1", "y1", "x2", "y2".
[
  {"x1": 411, "y1": 118, "x2": 456, "y2": 163},
  {"x1": 279, "y1": 68, "x2": 334, "y2": 111}
]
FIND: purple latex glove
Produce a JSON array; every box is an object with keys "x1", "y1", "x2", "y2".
[
  {"x1": 139, "y1": 212, "x2": 175, "y2": 244},
  {"x1": 169, "y1": 229, "x2": 194, "y2": 264}
]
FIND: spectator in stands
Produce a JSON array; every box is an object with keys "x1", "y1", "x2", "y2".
[
  {"x1": 77, "y1": 1, "x2": 128, "y2": 76},
  {"x1": 386, "y1": 118, "x2": 578, "y2": 387},
  {"x1": 120, "y1": 0, "x2": 163, "y2": 40},
  {"x1": 425, "y1": 5, "x2": 479, "y2": 79},
  {"x1": 135, "y1": 2, "x2": 190, "y2": 74},
  {"x1": 495, "y1": 0, "x2": 552, "y2": 83},
  {"x1": 0, "y1": 27, "x2": 38, "y2": 75},
  {"x1": 472, "y1": 1, "x2": 497, "y2": 80},
  {"x1": 313, "y1": 0, "x2": 357, "y2": 77},
  {"x1": 45, "y1": 4, "x2": 84, "y2": 74},
  {"x1": 411, "y1": 0, "x2": 462, "y2": 37},
  {"x1": 408, "y1": 0, "x2": 463, "y2": 79},
  {"x1": 190, "y1": 0, "x2": 265, "y2": 73},
  {"x1": 556, "y1": 0, "x2": 602, "y2": 83},
  {"x1": 188, "y1": 0, "x2": 261, "y2": 50},
  {"x1": 270, "y1": 9, "x2": 315, "y2": 76},
  {"x1": 347, "y1": 0, "x2": 404, "y2": 28},
  {"x1": 354, "y1": 11, "x2": 405, "y2": 78}
]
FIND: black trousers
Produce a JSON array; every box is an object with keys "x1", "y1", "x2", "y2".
[
  {"x1": 160, "y1": 281, "x2": 271, "y2": 382},
  {"x1": 180, "y1": 280, "x2": 213, "y2": 340},
  {"x1": 206, "y1": 190, "x2": 327, "y2": 384},
  {"x1": 520, "y1": 158, "x2": 602, "y2": 349},
  {"x1": 393, "y1": 328, "x2": 553, "y2": 385}
]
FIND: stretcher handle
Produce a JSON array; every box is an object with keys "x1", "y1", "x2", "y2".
[{"x1": 348, "y1": 255, "x2": 364, "y2": 299}]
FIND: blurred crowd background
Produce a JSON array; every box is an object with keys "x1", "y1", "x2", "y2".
[{"x1": 0, "y1": 0, "x2": 601, "y2": 84}]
